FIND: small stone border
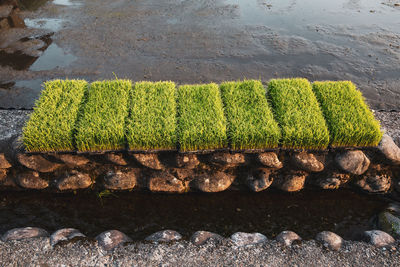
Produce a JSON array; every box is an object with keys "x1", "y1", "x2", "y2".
[
  {"x1": 0, "y1": 134, "x2": 399, "y2": 194},
  {"x1": 0, "y1": 227, "x2": 397, "y2": 252}
]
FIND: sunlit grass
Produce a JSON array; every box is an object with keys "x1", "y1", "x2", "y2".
[
  {"x1": 75, "y1": 79, "x2": 131, "y2": 151},
  {"x1": 312, "y1": 81, "x2": 382, "y2": 147},
  {"x1": 23, "y1": 79, "x2": 87, "y2": 152},
  {"x1": 126, "y1": 81, "x2": 177, "y2": 150},
  {"x1": 220, "y1": 80, "x2": 281, "y2": 150},
  {"x1": 268, "y1": 78, "x2": 330, "y2": 149},
  {"x1": 177, "y1": 83, "x2": 227, "y2": 151}
]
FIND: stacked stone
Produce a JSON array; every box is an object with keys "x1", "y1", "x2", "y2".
[
  {"x1": 0, "y1": 0, "x2": 25, "y2": 30},
  {"x1": 0, "y1": 134, "x2": 399, "y2": 194}
]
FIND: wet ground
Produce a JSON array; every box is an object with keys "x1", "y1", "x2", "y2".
[
  {"x1": 0, "y1": 189, "x2": 389, "y2": 240},
  {"x1": 0, "y1": 0, "x2": 400, "y2": 109}
]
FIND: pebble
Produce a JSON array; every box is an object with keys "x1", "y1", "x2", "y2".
[
  {"x1": 230, "y1": 232, "x2": 267, "y2": 247},
  {"x1": 2, "y1": 227, "x2": 49, "y2": 241},
  {"x1": 315, "y1": 231, "x2": 342, "y2": 251},
  {"x1": 276, "y1": 231, "x2": 301, "y2": 246},
  {"x1": 335, "y1": 150, "x2": 370, "y2": 175},
  {"x1": 50, "y1": 228, "x2": 85, "y2": 246},
  {"x1": 145, "y1": 230, "x2": 182, "y2": 242},
  {"x1": 190, "y1": 231, "x2": 223, "y2": 246},
  {"x1": 96, "y1": 230, "x2": 132, "y2": 251},
  {"x1": 362, "y1": 230, "x2": 395, "y2": 247}
]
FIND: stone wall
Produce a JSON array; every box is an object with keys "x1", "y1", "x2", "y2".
[{"x1": 0, "y1": 134, "x2": 399, "y2": 194}]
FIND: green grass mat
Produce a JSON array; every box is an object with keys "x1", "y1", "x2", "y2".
[
  {"x1": 312, "y1": 81, "x2": 382, "y2": 147},
  {"x1": 220, "y1": 80, "x2": 281, "y2": 150},
  {"x1": 75, "y1": 80, "x2": 131, "y2": 151},
  {"x1": 177, "y1": 83, "x2": 227, "y2": 151},
  {"x1": 268, "y1": 78, "x2": 330, "y2": 149},
  {"x1": 126, "y1": 81, "x2": 177, "y2": 150},
  {"x1": 23, "y1": 80, "x2": 87, "y2": 152}
]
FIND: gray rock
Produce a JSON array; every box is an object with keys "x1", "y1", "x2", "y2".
[
  {"x1": 257, "y1": 152, "x2": 283, "y2": 169},
  {"x1": 0, "y1": 18, "x2": 9, "y2": 30},
  {"x1": 145, "y1": 230, "x2": 182, "y2": 242},
  {"x1": 335, "y1": 150, "x2": 370, "y2": 175},
  {"x1": 176, "y1": 154, "x2": 200, "y2": 169},
  {"x1": 0, "y1": 168, "x2": 7, "y2": 182},
  {"x1": 315, "y1": 231, "x2": 342, "y2": 251},
  {"x1": 0, "y1": 153, "x2": 11, "y2": 168},
  {"x1": 2, "y1": 227, "x2": 49, "y2": 241},
  {"x1": 274, "y1": 171, "x2": 307, "y2": 192},
  {"x1": 54, "y1": 154, "x2": 89, "y2": 167},
  {"x1": 16, "y1": 170, "x2": 48, "y2": 189},
  {"x1": 292, "y1": 152, "x2": 324, "y2": 172},
  {"x1": 193, "y1": 170, "x2": 235, "y2": 192},
  {"x1": 17, "y1": 154, "x2": 62, "y2": 173},
  {"x1": 0, "y1": 5, "x2": 13, "y2": 18},
  {"x1": 190, "y1": 231, "x2": 223, "y2": 246},
  {"x1": 378, "y1": 134, "x2": 400, "y2": 165},
  {"x1": 317, "y1": 173, "x2": 351, "y2": 190},
  {"x1": 378, "y1": 211, "x2": 400, "y2": 238},
  {"x1": 104, "y1": 169, "x2": 137, "y2": 190},
  {"x1": 50, "y1": 228, "x2": 85, "y2": 246},
  {"x1": 276, "y1": 231, "x2": 301, "y2": 246},
  {"x1": 56, "y1": 171, "x2": 92, "y2": 191},
  {"x1": 210, "y1": 153, "x2": 245, "y2": 167},
  {"x1": 362, "y1": 230, "x2": 395, "y2": 247},
  {"x1": 246, "y1": 168, "x2": 273, "y2": 192},
  {"x1": 105, "y1": 153, "x2": 128, "y2": 166},
  {"x1": 230, "y1": 232, "x2": 267, "y2": 247},
  {"x1": 148, "y1": 172, "x2": 188, "y2": 193},
  {"x1": 356, "y1": 166, "x2": 391, "y2": 193},
  {"x1": 96, "y1": 230, "x2": 132, "y2": 251},
  {"x1": 133, "y1": 153, "x2": 163, "y2": 170}
]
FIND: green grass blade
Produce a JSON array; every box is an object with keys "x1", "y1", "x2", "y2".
[
  {"x1": 75, "y1": 79, "x2": 131, "y2": 151},
  {"x1": 177, "y1": 83, "x2": 227, "y2": 151},
  {"x1": 312, "y1": 81, "x2": 382, "y2": 147},
  {"x1": 126, "y1": 81, "x2": 177, "y2": 150},
  {"x1": 268, "y1": 78, "x2": 330, "y2": 149},
  {"x1": 22, "y1": 79, "x2": 87, "y2": 152},
  {"x1": 220, "y1": 80, "x2": 281, "y2": 150}
]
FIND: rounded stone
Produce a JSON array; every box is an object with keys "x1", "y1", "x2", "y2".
[
  {"x1": 246, "y1": 168, "x2": 273, "y2": 192},
  {"x1": 0, "y1": 153, "x2": 12, "y2": 169},
  {"x1": 176, "y1": 154, "x2": 200, "y2": 169},
  {"x1": 230, "y1": 232, "x2": 267, "y2": 247},
  {"x1": 54, "y1": 154, "x2": 89, "y2": 167},
  {"x1": 1, "y1": 227, "x2": 49, "y2": 241},
  {"x1": 257, "y1": 152, "x2": 283, "y2": 169},
  {"x1": 148, "y1": 172, "x2": 188, "y2": 193},
  {"x1": 315, "y1": 231, "x2": 342, "y2": 251},
  {"x1": 96, "y1": 230, "x2": 132, "y2": 251},
  {"x1": 56, "y1": 171, "x2": 92, "y2": 191},
  {"x1": 105, "y1": 153, "x2": 128, "y2": 166},
  {"x1": 210, "y1": 153, "x2": 245, "y2": 167},
  {"x1": 104, "y1": 169, "x2": 137, "y2": 190},
  {"x1": 317, "y1": 173, "x2": 351, "y2": 190},
  {"x1": 193, "y1": 171, "x2": 235, "y2": 192},
  {"x1": 378, "y1": 134, "x2": 400, "y2": 165},
  {"x1": 50, "y1": 228, "x2": 85, "y2": 246},
  {"x1": 335, "y1": 150, "x2": 370, "y2": 175},
  {"x1": 16, "y1": 170, "x2": 48, "y2": 189},
  {"x1": 362, "y1": 230, "x2": 395, "y2": 247},
  {"x1": 145, "y1": 230, "x2": 182, "y2": 242},
  {"x1": 276, "y1": 231, "x2": 302, "y2": 246},
  {"x1": 0, "y1": 168, "x2": 7, "y2": 182},
  {"x1": 17, "y1": 154, "x2": 62, "y2": 173},
  {"x1": 190, "y1": 231, "x2": 223, "y2": 246},
  {"x1": 133, "y1": 153, "x2": 163, "y2": 170},
  {"x1": 274, "y1": 171, "x2": 307, "y2": 192},
  {"x1": 356, "y1": 169, "x2": 391, "y2": 193},
  {"x1": 378, "y1": 211, "x2": 400, "y2": 238},
  {"x1": 292, "y1": 152, "x2": 324, "y2": 172}
]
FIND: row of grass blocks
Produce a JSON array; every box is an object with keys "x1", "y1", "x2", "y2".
[{"x1": 22, "y1": 78, "x2": 382, "y2": 152}]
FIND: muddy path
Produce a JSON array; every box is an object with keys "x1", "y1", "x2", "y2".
[{"x1": 0, "y1": 0, "x2": 400, "y2": 109}]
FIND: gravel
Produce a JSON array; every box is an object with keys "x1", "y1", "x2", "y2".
[{"x1": 0, "y1": 238, "x2": 399, "y2": 266}]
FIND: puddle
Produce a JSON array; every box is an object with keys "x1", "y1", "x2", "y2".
[
  {"x1": 53, "y1": 0, "x2": 82, "y2": 7},
  {"x1": 0, "y1": 189, "x2": 388, "y2": 240},
  {"x1": 24, "y1": 18, "x2": 65, "y2": 32},
  {"x1": 29, "y1": 43, "x2": 76, "y2": 71},
  {"x1": 0, "y1": 79, "x2": 44, "y2": 109}
]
